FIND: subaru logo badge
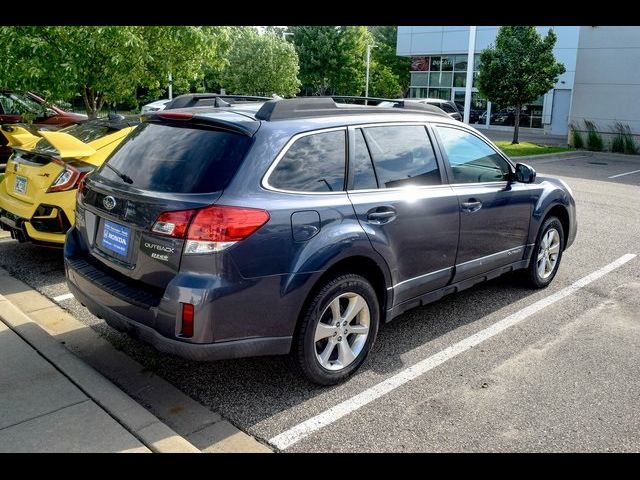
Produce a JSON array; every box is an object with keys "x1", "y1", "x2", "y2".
[{"x1": 103, "y1": 196, "x2": 117, "y2": 211}]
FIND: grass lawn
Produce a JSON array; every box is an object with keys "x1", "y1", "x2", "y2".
[{"x1": 495, "y1": 141, "x2": 571, "y2": 157}]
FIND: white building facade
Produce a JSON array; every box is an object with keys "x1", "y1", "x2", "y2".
[{"x1": 396, "y1": 26, "x2": 640, "y2": 138}]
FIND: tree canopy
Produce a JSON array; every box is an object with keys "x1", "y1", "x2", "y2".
[
  {"x1": 0, "y1": 26, "x2": 226, "y2": 118},
  {"x1": 475, "y1": 26, "x2": 566, "y2": 143},
  {"x1": 220, "y1": 28, "x2": 300, "y2": 97},
  {"x1": 291, "y1": 26, "x2": 371, "y2": 96},
  {"x1": 369, "y1": 26, "x2": 410, "y2": 98}
]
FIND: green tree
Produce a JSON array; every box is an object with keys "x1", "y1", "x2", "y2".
[
  {"x1": 291, "y1": 26, "x2": 371, "y2": 96},
  {"x1": 475, "y1": 26, "x2": 565, "y2": 144},
  {"x1": 220, "y1": 28, "x2": 300, "y2": 97},
  {"x1": 369, "y1": 64, "x2": 403, "y2": 98},
  {"x1": 140, "y1": 26, "x2": 228, "y2": 99},
  {"x1": 369, "y1": 26, "x2": 410, "y2": 96},
  {"x1": 0, "y1": 26, "x2": 226, "y2": 119}
]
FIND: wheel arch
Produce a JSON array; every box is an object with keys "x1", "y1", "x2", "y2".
[{"x1": 291, "y1": 255, "x2": 391, "y2": 348}]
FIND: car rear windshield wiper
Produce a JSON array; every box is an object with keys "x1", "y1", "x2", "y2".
[{"x1": 104, "y1": 163, "x2": 133, "y2": 184}]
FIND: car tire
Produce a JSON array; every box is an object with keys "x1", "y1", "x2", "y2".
[
  {"x1": 294, "y1": 274, "x2": 380, "y2": 385},
  {"x1": 525, "y1": 216, "x2": 565, "y2": 288}
]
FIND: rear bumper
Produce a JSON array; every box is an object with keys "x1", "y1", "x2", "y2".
[
  {"x1": 0, "y1": 181, "x2": 73, "y2": 245},
  {"x1": 64, "y1": 223, "x2": 296, "y2": 361},
  {"x1": 67, "y1": 272, "x2": 292, "y2": 362}
]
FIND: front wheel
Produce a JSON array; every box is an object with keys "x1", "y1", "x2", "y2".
[
  {"x1": 294, "y1": 274, "x2": 380, "y2": 385},
  {"x1": 525, "y1": 216, "x2": 565, "y2": 288}
]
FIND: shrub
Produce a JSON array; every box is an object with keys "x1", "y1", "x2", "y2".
[
  {"x1": 584, "y1": 119, "x2": 603, "y2": 151},
  {"x1": 610, "y1": 122, "x2": 638, "y2": 154},
  {"x1": 611, "y1": 123, "x2": 625, "y2": 153},
  {"x1": 570, "y1": 123, "x2": 584, "y2": 149}
]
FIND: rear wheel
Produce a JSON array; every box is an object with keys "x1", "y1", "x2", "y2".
[
  {"x1": 525, "y1": 216, "x2": 564, "y2": 288},
  {"x1": 294, "y1": 274, "x2": 380, "y2": 385}
]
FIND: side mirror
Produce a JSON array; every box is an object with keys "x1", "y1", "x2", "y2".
[{"x1": 515, "y1": 163, "x2": 536, "y2": 183}]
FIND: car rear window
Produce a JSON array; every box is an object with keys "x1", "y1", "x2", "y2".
[{"x1": 96, "y1": 123, "x2": 251, "y2": 193}]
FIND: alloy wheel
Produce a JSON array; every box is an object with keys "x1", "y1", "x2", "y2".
[
  {"x1": 313, "y1": 292, "x2": 371, "y2": 371},
  {"x1": 537, "y1": 227, "x2": 561, "y2": 279}
]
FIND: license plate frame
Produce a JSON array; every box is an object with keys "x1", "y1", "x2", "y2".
[{"x1": 101, "y1": 220, "x2": 130, "y2": 257}]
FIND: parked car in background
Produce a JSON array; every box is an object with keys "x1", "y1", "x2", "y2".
[
  {"x1": 0, "y1": 90, "x2": 88, "y2": 168},
  {"x1": 478, "y1": 108, "x2": 531, "y2": 127},
  {"x1": 140, "y1": 98, "x2": 171, "y2": 114},
  {"x1": 454, "y1": 101, "x2": 483, "y2": 124},
  {"x1": 379, "y1": 98, "x2": 462, "y2": 121},
  {"x1": 65, "y1": 96, "x2": 576, "y2": 385},
  {"x1": 0, "y1": 114, "x2": 138, "y2": 246}
]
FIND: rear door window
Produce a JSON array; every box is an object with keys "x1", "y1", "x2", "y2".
[
  {"x1": 96, "y1": 122, "x2": 251, "y2": 193},
  {"x1": 268, "y1": 130, "x2": 346, "y2": 192},
  {"x1": 361, "y1": 125, "x2": 441, "y2": 188}
]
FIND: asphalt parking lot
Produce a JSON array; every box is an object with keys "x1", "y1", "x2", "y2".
[{"x1": 1, "y1": 151, "x2": 639, "y2": 452}]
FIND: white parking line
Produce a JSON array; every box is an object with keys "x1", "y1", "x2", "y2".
[
  {"x1": 270, "y1": 253, "x2": 637, "y2": 450},
  {"x1": 53, "y1": 293, "x2": 74, "y2": 302},
  {"x1": 609, "y1": 169, "x2": 640, "y2": 179}
]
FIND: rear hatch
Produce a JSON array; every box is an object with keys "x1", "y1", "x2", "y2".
[
  {"x1": 2, "y1": 122, "x2": 113, "y2": 206},
  {"x1": 77, "y1": 116, "x2": 257, "y2": 291}
]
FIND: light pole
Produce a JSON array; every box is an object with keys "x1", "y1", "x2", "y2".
[
  {"x1": 168, "y1": 72, "x2": 173, "y2": 101},
  {"x1": 463, "y1": 26, "x2": 477, "y2": 124},
  {"x1": 365, "y1": 43, "x2": 377, "y2": 104}
]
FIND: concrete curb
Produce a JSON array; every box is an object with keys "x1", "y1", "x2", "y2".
[
  {"x1": 0, "y1": 294, "x2": 200, "y2": 453},
  {"x1": 0, "y1": 266, "x2": 272, "y2": 453},
  {"x1": 510, "y1": 150, "x2": 590, "y2": 161}
]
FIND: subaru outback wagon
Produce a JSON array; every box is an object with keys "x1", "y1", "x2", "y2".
[{"x1": 65, "y1": 96, "x2": 577, "y2": 385}]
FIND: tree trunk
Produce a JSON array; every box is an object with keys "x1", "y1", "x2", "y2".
[
  {"x1": 82, "y1": 86, "x2": 99, "y2": 120},
  {"x1": 512, "y1": 104, "x2": 521, "y2": 144}
]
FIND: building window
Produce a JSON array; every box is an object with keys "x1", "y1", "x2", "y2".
[{"x1": 409, "y1": 54, "x2": 543, "y2": 129}]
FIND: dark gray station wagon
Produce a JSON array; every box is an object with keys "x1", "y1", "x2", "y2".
[{"x1": 65, "y1": 96, "x2": 577, "y2": 384}]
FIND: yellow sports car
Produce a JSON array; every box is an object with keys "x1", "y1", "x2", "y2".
[{"x1": 0, "y1": 115, "x2": 138, "y2": 246}]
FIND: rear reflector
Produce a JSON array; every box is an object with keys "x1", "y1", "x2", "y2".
[
  {"x1": 151, "y1": 205, "x2": 269, "y2": 254},
  {"x1": 181, "y1": 303, "x2": 194, "y2": 337}
]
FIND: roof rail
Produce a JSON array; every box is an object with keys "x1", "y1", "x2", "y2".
[
  {"x1": 164, "y1": 93, "x2": 273, "y2": 110},
  {"x1": 254, "y1": 96, "x2": 448, "y2": 121},
  {"x1": 331, "y1": 95, "x2": 401, "y2": 105}
]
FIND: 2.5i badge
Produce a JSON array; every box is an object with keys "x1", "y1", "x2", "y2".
[{"x1": 141, "y1": 239, "x2": 176, "y2": 263}]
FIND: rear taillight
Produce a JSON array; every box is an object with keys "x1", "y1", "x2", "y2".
[
  {"x1": 151, "y1": 205, "x2": 270, "y2": 254},
  {"x1": 76, "y1": 176, "x2": 87, "y2": 203},
  {"x1": 48, "y1": 159, "x2": 94, "y2": 193}
]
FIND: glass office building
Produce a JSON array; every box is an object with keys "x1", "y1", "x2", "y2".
[{"x1": 397, "y1": 26, "x2": 579, "y2": 135}]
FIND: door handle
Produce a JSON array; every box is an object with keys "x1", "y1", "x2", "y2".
[
  {"x1": 367, "y1": 207, "x2": 397, "y2": 224},
  {"x1": 461, "y1": 200, "x2": 482, "y2": 213}
]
